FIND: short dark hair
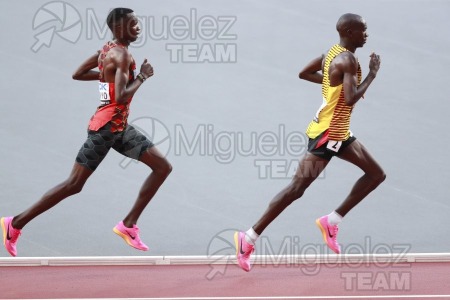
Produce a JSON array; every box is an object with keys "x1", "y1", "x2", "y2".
[{"x1": 106, "y1": 8, "x2": 134, "y2": 30}]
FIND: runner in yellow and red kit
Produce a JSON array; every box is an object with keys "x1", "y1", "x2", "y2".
[{"x1": 235, "y1": 13, "x2": 386, "y2": 272}]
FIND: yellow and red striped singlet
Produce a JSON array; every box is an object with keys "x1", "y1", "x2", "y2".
[{"x1": 306, "y1": 44, "x2": 362, "y2": 142}]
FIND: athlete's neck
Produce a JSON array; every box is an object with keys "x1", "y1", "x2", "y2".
[
  {"x1": 113, "y1": 38, "x2": 130, "y2": 48},
  {"x1": 339, "y1": 39, "x2": 356, "y2": 53}
]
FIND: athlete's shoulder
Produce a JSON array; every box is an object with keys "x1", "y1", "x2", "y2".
[
  {"x1": 334, "y1": 51, "x2": 357, "y2": 70},
  {"x1": 107, "y1": 45, "x2": 132, "y2": 64},
  {"x1": 337, "y1": 50, "x2": 356, "y2": 61}
]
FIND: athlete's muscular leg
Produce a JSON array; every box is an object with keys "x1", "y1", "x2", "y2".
[
  {"x1": 335, "y1": 140, "x2": 386, "y2": 217},
  {"x1": 122, "y1": 147, "x2": 172, "y2": 227},
  {"x1": 12, "y1": 163, "x2": 93, "y2": 229},
  {"x1": 252, "y1": 153, "x2": 329, "y2": 235}
]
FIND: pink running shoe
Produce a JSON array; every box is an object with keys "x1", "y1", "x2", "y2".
[
  {"x1": 1, "y1": 217, "x2": 22, "y2": 257},
  {"x1": 113, "y1": 221, "x2": 149, "y2": 251},
  {"x1": 234, "y1": 231, "x2": 255, "y2": 272},
  {"x1": 316, "y1": 215, "x2": 341, "y2": 254}
]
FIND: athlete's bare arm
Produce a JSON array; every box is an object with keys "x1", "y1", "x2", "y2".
[
  {"x1": 334, "y1": 52, "x2": 380, "y2": 106},
  {"x1": 299, "y1": 55, "x2": 324, "y2": 84},
  {"x1": 72, "y1": 51, "x2": 101, "y2": 81},
  {"x1": 105, "y1": 47, "x2": 154, "y2": 104}
]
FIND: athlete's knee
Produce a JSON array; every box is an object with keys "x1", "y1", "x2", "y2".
[
  {"x1": 164, "y1": 162, "x2": 173, "y2": 177},
  {"x1": 369, "y1": 169, "x2": 386, "y2": 186},
  {"x1": 155, "y1": 160, "x2": 172, "y2": 178},
  {"x1": 286, "y1": 177, "x2": 309, "y2": 201},
  {"x1": 377, "y1": 171, "x2": 386, "y2": 184}
]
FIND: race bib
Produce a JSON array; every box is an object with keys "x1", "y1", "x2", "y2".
[
  {"x1": 99, "y1": 82, "x2": 111, "y2": 105},
  {"x1": 326, "y1": 140, "x2": 342, "y2": 152}
]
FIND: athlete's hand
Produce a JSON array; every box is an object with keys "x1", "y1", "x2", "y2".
[
  {"x1": 140, "y1": 59, "x2": 154, "y2": 79},
  {"x1": 368, "y1": 52, "x2": 381, "y2": 76}
]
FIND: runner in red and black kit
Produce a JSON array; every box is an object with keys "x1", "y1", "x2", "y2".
[
  {"x1": 1, "y1": 8, "x2": 172, "y2": 256},
  {"x1": 76, "y1": 40, "x2": 152, "y2": 171}
]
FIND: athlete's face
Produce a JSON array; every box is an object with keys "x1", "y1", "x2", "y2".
[
  {"x1": 351, "y1": 20, "x2": 368, "y2": 48},
  {"x1": 121, "y1": 13, "x2": 141, "y2": 42}
]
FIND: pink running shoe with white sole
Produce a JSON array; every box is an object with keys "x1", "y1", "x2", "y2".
[
  {"x1": 316, "y1": 215, "x2": 341, "y2": 254},
  {"x1": 113, "y1": 221, "x2": 149, "y2": 251},
  {"x1": 1, "y1": 216, "x2": 22, "y2": 257},
  {"x1": 234, "y1": 231, "x2": 255, "y2": 272}
]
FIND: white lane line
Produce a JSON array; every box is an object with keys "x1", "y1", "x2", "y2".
[{"x1": 1, "y1": 253, "x2": 450, "y2": 266}]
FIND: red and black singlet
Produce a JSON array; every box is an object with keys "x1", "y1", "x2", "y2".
[{"x1": 88, "y1": 41, "x2": 136, "y2": 132}]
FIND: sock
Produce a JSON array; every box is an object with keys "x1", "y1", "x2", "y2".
[
  {"x1": 327, "y1": 211, "x2": 343, "y2": 226},
  {"x1": 244, "y1": 227, "x2": 259, "y2": 245}
]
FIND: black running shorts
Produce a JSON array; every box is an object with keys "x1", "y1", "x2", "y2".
[
  {"x1": 307, "y1": 131, "x2": 356, "y2": 161},
  {"x1": 76, "y1": 123, "x2": 154, "y2": 171}
]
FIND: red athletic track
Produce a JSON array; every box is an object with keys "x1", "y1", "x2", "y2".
[{"x1": 1, "y1": 262, "x2": 450, "y2": 299}]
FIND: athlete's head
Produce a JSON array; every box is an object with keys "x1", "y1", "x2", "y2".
[
  {"x1": 336, "y1": 13, "x2": 368, "y2": 49},
  {"x1": 107, "y1": 8, "x2": 140, "y2": 43}
]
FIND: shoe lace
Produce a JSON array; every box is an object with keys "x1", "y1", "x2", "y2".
[
  {"x1": 243, "y1": 244, "x2": 255, "y2": 258},
  {"x1": 330, "y1": 225, "x2": 339, "y2": 243},
  {"x1": 129, "y1": 226, "x2": 142, "y2": 241},
  {"x1": 10, "y1": 228, "x2": 21, "y2": 243}
]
